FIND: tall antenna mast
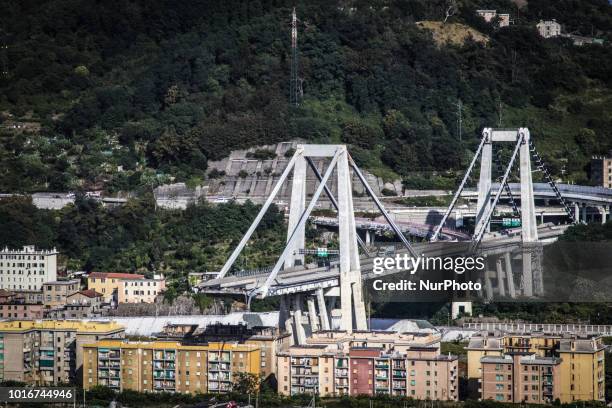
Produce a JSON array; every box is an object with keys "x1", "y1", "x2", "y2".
[{"x1": 290, "y1": 7, "x2": 301, "y2": 107}]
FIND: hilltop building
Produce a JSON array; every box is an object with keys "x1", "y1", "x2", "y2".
[
  {"x1": 277, "y1": 331, "x2": 458, "y2": 399},
  {"x1": 117, "y1": 274, "x2": 166, "y2": 304},
  {"x1": 537, "y1": 20, "x2": 562, "y2": 38},
  {"x1": 87, "y1": 272, "x2": 165, "y2": 304},
  {"x1": 0, "y1": 320, "x2": 124, "y2": 385},
  {"x1": 591, "y1": 153, "x2": 612, "y2": 188},
  {"x1": 83, "y1": 340, "x2": 260, "y2": 393},
  {"x1": 467, "y1": 331, "x2": 605, "y2": 402},
  {"x1": 0, "y1": 246, "x2": 58, "y2": 291},
  {"x1": 476, "y1": 10, "x2": 510, "y2": 27}
]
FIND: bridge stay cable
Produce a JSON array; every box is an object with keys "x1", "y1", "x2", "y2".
[
  {"x1": 471, "y1": 134, "x2": 524, "y2": 251},
  {"x1": 494, "y1": 147, "x2": 521, "y2": 216},
  {"x1": 430, "y1": 133, "x2": 488, "y2": 242},
  {"x1": 305, "y1": 156, "x2": 371, "y2": 257},
  {"x1": 254, "y1": 149, "x2": 342, "y2": 299},
  {"x1": 215, "y1": 150, "x2": 301, "y2": 280},
  {"x1": 529, "y1": 141, "x2": 577, "y2": 224},
  {"x1": 348, "y1": 155, "x2": 418, "y2": 258}
]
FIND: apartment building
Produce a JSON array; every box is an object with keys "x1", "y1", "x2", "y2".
[
  {"x1": 45, "y1": 290, "x2": 104, "y2": 319},
  {"x1": 117, "y1": 274, "x2": 166, "y2": 304},
  {"x1": 0, "y1": 303, "x2": 43, "y2": 319},
  {"x1": 277, "y1": 331, "x2": 458, "y2": 399},
  {"x1": 82, "y1": 340, "x2": 261, "y2": 394},
  {"x1": 0, "y1": 246, "x2": 58, "y2": 291},
  {"x1": 481, "y1": 353, "x2": 561, "y2": 403},
  {"x1": 591, "y1": 153, "x2": 612, "y2": 188},
  {"x1": 557, "y1": 336, "x2": 606, "y2": 402},
  {"x1": 467, "y1": 331, "x2": 605, "y2": 402},
  {"x1": 43, "y1": 280, "x2": 80, "y2": 308},
  {"x1": 0, "y1": 320, "x2": 124, "y2": 385},
  {"x1": 153, "y1": 322, "x2": 291, "y2": 380},
  {"x1": 87, "y1": 272, "x2": 144, "y2": 302}
]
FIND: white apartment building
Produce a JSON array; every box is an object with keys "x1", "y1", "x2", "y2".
[
  {"x1": 117, "y1": 274, "x2": 166, "y2": 303},
  {"x1": 0, "y1": 246, "x2": 58, "y2": 291}
]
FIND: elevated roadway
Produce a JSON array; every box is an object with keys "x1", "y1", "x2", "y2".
[{"x1": 199, "y1": 223, "x2": 568, "y2": 298}]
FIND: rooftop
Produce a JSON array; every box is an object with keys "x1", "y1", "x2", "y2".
[
  {"x1": 89, "y1": 272, "x2": 145, "y2": 280},
  {"x1": 44, "y1": 279, "x2": 80, "y2": 286},
  {"x1": 0, "y1": 320, "x2": 124, "y2": 333}
]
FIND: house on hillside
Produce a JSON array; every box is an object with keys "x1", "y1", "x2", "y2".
[
  {"x1": 476, "y1": 9, "x2": 510, "y2": 27},
  {"x1": 537, "y1": 19, "x2": 562, "y2": 38}
]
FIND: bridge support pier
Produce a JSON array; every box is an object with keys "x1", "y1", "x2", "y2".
[
  {"x1": 292, "y1": 294, "x2": 306, "y2": 345},
  {"x1": 505, "y1": 252, "x2": 516, "y2": 299},
  {"x1": 279, "y1": 295, "x2": 289, "y2": 332},
  {"x1": 476, "y1": 134, "x2": 493, "y2": 233},
  {"x1": 496, "y1": 258, "x2": 506, "y2": 297},
  {"x1": 484, "y1": 263, "x2": 494, "y2": 302},
  {"x1": 316, "y1": 288, "x2": 330, "y2": 330},
  {"x1": 307, "y1": 296, "x2": 319, "y2": 332}
]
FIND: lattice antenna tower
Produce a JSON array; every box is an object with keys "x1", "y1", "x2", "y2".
[{"x1": 290, "y1": 7, "x2": 302, "y2": 107}]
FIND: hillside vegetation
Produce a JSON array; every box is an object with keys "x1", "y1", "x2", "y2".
[{"x1": 0, "y1": 0, "x2": 610, "y2": 193}]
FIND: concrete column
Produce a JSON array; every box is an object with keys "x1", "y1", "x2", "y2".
[
  {"x1": 285, "y1": 154, "x2": 307, "y2": 268},
  {"x1": 337, "y1": 147, "x2": 366, "y2": 331},
  {"x1": 504, "y1": 252, "x2": 516, "y2": 299},
  {"x1": 601, "y1": 207, "x2": 607, "y2": 224},
  {"x1": 522, "y1": 248, "x2": 533, "y2": 297},
  {"x1": 316, "y1": 288, "x2": 330, "y2": 330},
  {"x1": 496, "y1": 258, "x2": 506, "y2": 297},
  {"x1": 574, "y1": 202, "x2": 580, "y2": 224},
  {"x1": 484, "y1": 271, "x2": 494, "y2": 303},
  {"x1": 279, "y1": 295, "x2": 289, "y2": 332},
  {"x1": 476, "y1": 134, "x2": 493, "y2": 233},
  {"x1": 292, "y1": 294, "x2": 306, "y2": 345},
  {"x1": 581, "y1": 205, "x2": 587, "y2": 224},
  {"x1": 365, "y1": 230, "x2": 372, "y2": 245},
  {"x1": 307, "y1": 296, "x2": 319, "y2": 333},
  {"x1": 519, "y1": 128, "x2": 538, "y2": 242}
]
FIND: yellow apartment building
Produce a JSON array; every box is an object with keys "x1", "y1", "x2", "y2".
[
  {"x1": 83, "y1": 340, "x2": 261, "y2": 394},
  {"x1": 0, "y1": 320, "x2": 124, "y2": 385},
  {"x1": 87, "y1": 272, "x2": 144, "y2": 302},
  {"x1": 467, "y1": 331, "x2": 605, "y2": 402}
]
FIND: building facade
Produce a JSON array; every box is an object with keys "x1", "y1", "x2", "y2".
[
  {"x1": 537, "y1": 20, "x2": 562, "y2": 38},
  {"x1": 591, "y1": 154, "x2": 612, "y2": 188},
  {"x1": 481, "y1": 353, "x2": 561, "y2": 403},
  {"x1": 117, "y1": 274, "x2": 166, "y2": 304},
  {"x1": 0, "y1": 303, "x2": 43, "y2": 319},
  {"x1": 467, "y1": 331, "x2": 605, "y2": 402},
  {"x1": 476, "y1": 10, "x2": 510, "y2": 27},
  {"x1": 87, "y1": 272, "x2": 144, "y2": 302},
  {"x1": 0, "y1": 246, "x2": 58, "y2": 291},
  {"x1": 0, "y1": 320, "x2": 124, "y2": 385},
  {"x1": 43, "y1": 280, "x2": 80, "y2": 308},
  {"x1": 277, "y1": 331, "x2": 458, "y2": 399},
  {"x1": 82, "y1": 340, "x2": 260, "y2": 394}
]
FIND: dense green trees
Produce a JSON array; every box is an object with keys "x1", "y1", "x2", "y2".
[
  {"x1": 0, "y1": 195, "x2": 285, "y2": 275},
  {"x1": 0, "y1": 0, "x2": 610, "y2": 191}
]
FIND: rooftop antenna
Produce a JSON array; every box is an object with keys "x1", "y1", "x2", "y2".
[{"x1": 290, "y1": 7, "x2": 302, "y2": 107}]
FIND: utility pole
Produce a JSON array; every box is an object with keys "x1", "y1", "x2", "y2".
[
  {"x1": 498, "y1": 98, "x2": 503, "y2": 127},
  {"x1": 456, "y1": 99, "x2": 463, "y2": 142}
]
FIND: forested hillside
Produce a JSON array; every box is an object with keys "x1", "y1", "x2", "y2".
[{"x1": 0, "y1": 0, "x2": 611, "y2": 192}]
